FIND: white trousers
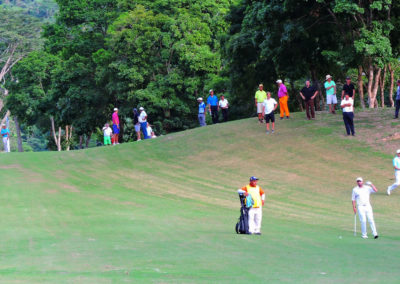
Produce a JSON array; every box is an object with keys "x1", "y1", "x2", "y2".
[
  {"x1": 358, "y1": 204, "x2": 377, "y2": 237},
  {"x1": 388, "y1": 171, "x2": 400, "y2": 192},
  {"x1": 3, "y1": 137, "x2": 9, "y2": 152},
  {"x1": 248, "y1": 207, "x2": 262, "y2": 234}
]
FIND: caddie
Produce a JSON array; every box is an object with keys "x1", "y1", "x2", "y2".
[
  {"x1": 240, "y1": 176, "x2": 265, "y2": 235},
  {"x1": 387, "y1": 149, "x2": 400, "y2": 195},
  {"x1": 352, "y1": 177, "x2": 379, "y2": 239}
]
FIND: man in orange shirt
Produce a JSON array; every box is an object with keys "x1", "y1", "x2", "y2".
[{"x1": 240, "y1": 176, "x2": 265, "y2": 235}]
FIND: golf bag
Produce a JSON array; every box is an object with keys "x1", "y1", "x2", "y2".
[{"x1": 235, "y1": 192, "x2": 252, "y2": 234}]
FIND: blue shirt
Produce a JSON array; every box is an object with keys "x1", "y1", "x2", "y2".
[
  {"x1": 1, "y1": 128, "x2": 9, "y2": 138},
  {"x1": 393, "y1": 156, "x2": 400, "y2": 170},
  {"x1": 198, "y1": 102, "x2": 206, "y2": 114},
  {"x1": 396, "y1": 86, "x2": 400, "y2": 100},
  {"x1": 207, "y1": 95, "x2": 218, "y2": 106}
]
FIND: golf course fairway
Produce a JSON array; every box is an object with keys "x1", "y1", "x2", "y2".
[{"x1": 0, "y1": 110, "x2": 399, "y2": 283}]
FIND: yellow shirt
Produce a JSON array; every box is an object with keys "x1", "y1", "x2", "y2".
[
  {"x1": 242, "y1": 185, "x2": 265, "y2": 208},
  {"x1": 255, "y1": 90, "x2": 267, "y2": 103}
]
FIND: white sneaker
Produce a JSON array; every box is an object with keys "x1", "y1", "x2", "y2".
[
  {"x1": 387, "y1": 187, "x2": 391, "y2": 196},
  {"x1": 361, "y1": 235, "x2": 368, "y2": 239}
]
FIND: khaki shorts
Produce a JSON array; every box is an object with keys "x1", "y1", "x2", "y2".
[{"x1": 257, "y1": 102, "x2": 264, "y2": 113}]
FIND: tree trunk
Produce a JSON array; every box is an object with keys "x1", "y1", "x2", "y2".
[
  {"x1": 50, "y1": 116, "x2": 62, "y2": 151},
  {"x1": 79, "y1": 135, "x2": 83, "y2": 149},
  {"x1": 311, "y1": 68, "x2": 322, "y2": 111},
  {"x1": 13, "y1": 115, "x2": 23, "y2": 152},
  {"x1": 85, "y1": 132, "x2": 92, "y2": 148},
  {"x1": 65, "y1": 125, "x2": 73, "y2": 151},
  {"x1": 388, "y1": 63, "x2": 395, "y2": 107},
  {"x1": 379, "y1": 65, "x2": 387, "y2": 108},
  {"x1": 367, "y1": 64, "x2": 381, "y2": 108},
  {"x1": 290, "y1": 80, "x2": 303, "y2": 112},
  {"x1": 357, "y1": 66, "x2": 365, "y2": 109}
]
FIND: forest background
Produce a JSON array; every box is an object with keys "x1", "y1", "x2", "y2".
[{"x1": 1, "y1": 0, "x2": 400, "y2": 151}]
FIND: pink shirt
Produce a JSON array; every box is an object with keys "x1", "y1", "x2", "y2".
[
  {"x1": 112, "y1": 112, "x2": 119, "y2": 125},
  {"x1": 278, "y1": 84, "x2": 288, "y2": 98}
]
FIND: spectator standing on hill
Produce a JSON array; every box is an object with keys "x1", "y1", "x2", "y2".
[
  {"x1": 112, "y1": 108, "x2": 120, "y2": 145},
  {"x1": 197, "y1": 97, "x2": 207, "y2": 127},
  {"x1": 219, "y1": 95, "x2": 229, "y2": 122},
  {"x1": 342, "y1": 76, "x2": 355, "y2": 100},
  {"x1": 300, "y1": 80, "x2": 318, "y2": 120},
  {"x1": 394, "y1": 80, "x2": 400, "y2": 119},
  {"x1": 139, "y1": 107, "x2": 149, "y2": 139},
  {"x1": 324, "y1": 75, "x2": 337, "y2": 114},
  {"x1": 340, "y1": 93, "x2": 355, "y2": 136},
  {"x1": 262, "y1": 92, "x2": 278, "y2": 134},
  {"x1": 207, "y1": 89, "x2": 219, "y2": 124},
  {"x1": 102, "y1": 123, "x2": 112, "y2": 146},
  {"x1": 240, "y1": 176, "x2": 265, "y2": 235},
  {"x1": 276, "y1": 79, "x2": 290, "y2": 119},
  {"x1": 133, "y1": 108, "x2": 141, "y2": 141},
  {"x1": 387, "y1": 149, "x2": 400, "y2": 196},
  {"x1": 255, "y1": 84, "x2": 267, "y2": 123},
  {"x1": 1, "y1": 124, "x2": 10, "y2": 152},
  {"x1": 352, "y1": 177, "x2": 379, "y2": 239}
]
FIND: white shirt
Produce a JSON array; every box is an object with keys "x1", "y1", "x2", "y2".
[
  {"x1": 138, "y1": 111, "x2": 147, "y2": 123},
  {"x1": 102, "y1": 127, "x2": 112, "y2": 137},
  {"x1": 262, "y1": 98, "x2": 278, "y2": 114},
  {"x1": 393, "y1": 156, "x2": 400, "y2": 170},
  {"x1": 352, "y1": 185, "x2": 375, "y2": 206},
  {"x1": 147, "y1": 126, "x2": 153, "y2": 137},
  {"x1": 341, "y1": 98, "x2": 353, "y2": 112},
  {"x1": 219, "y1": 99, "x2": 228, "y2": 108}
]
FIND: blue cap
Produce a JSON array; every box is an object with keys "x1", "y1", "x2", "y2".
[{"x1": 249, "y1": 176, "x2": 259, "y2": 181}]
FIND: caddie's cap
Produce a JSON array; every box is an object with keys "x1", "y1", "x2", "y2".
[
  {"x1": 396, "y1": 149, "x2": 400, "y2": 154},
  {"x1": 326, "y1": 75, "x2": 332, "y2": 80},
  {"x1": 139, "y1": 107, "x2": 144, "y2": 111},
  {"x1": 249, "y1": 176, "x2": 259, "y2": 181},
  {"x1": 197, "y1": 97, "x2": 203, "y2": 101},
  {"x1": 276, "y1": 79, "x2": 282, "y2": 84},
  {"x1": 356, "y1": 177, "x2": 363, "y2": 182},
  {"x1": 113, "y1": 108, "x2": 118, "y2": 111}
]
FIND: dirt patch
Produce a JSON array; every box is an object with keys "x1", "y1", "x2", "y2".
[
  {"x1": 0, "y1": 164, "x2": 21, "y2": 169},
  {"x1": 60, "y1": 184, "x2": 80, "y2": 193},
  {"x1": 382, "y1": 132, "x2": 400, "y2": 141},
  {"x1": 46, "y1": 189, "x2": 59, "y2": 194}
]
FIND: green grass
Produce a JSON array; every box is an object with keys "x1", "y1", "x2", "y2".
[{"x1": 0, "y1": 110, "x2": 400, "y2": 283}]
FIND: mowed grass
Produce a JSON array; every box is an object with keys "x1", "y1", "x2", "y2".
[{"x1": 0, "y1": 110, "x2": 400, "y2": 283}]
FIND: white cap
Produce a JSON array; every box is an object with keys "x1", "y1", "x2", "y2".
[
  {"x1": 139, "y1": 107, "x2": 144, "y2": 111},
  {"x1": 396, "y1": 149, "x2": 400, "y2": 154},
  {"x1": 113, "y1": 108, "x2": 118, "y2": 111},
  {"x1": 356, "y1": 177, "x2": 363, "y2": 182},
  {"x1": 326, "y1": 75, "x2": 332, "y2": 80},
  {"x1": 276, "y1": 79, "x2": 282, "y2": 84},
  {"x1": 197, "y1": 97, "x2": 203, "y2": 101},
  {"x1": 209, "y1": 89, "x2": 213, "y2": 93}
]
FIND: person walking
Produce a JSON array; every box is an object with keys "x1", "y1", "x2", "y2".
[
  {"x1": 262, "y1": 92, "x2": 278, "y2": 134},
  {"x1": 255, "y1": 84, "x2": 267, "y2": 123},
  {"x1": 239, "y1": 176, "x2": 265, "y2": 235},
  {"x1": 394, "y1": 80, "x2": 400, "y2": 119},
  {"x1": 112, "y1": 108, "x2": 120, "y2": 145},
  {"x1": 207, "y1": 89, "x2": 219, "y2": 124},
  {"x1": 340, "y1": 93, "x2": 355, "y2": 136},
  {"x1": 387, "y1": 149, "x2": 400, "y2": 195},
  {"x1": 133, "y1": 108, "x2": 141, "y2": 141},
  {"x1": 341, "y1": 76, "x2": 355, "y2": 100},
  {"x1": 197, "y1": 97, "x2": 207, "y2": 127},
  {"x1": 138, "y1": 107, "x2": 149, "y2": 139},
  {"x1": 352, "y1": 177, "x2": 379, "y2": 239},
  {"x1": 300, "y1": 80, "x2": 318, "y2": 120},
  {"x1": 1, "y1": 124, "x2": 10, "y2": 152},
  {"x1": 102, "y1": 123, "x2": 112, "y2": 146},
  {"x1": 324, "y1": 75, "x2": 337, "y2": 114},
  {"x1": 219, "y1": 95, "x2": 229, "y2": 122},
  {"x1": 276, "y1": 79, "x2": 290, "y2": 119}
]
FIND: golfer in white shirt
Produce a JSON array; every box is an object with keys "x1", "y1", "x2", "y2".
[
  {"x1": 218, "y1": 95, "x2": 229, "y2": 122},
  {"x1": 387, "y1": 149, "x2": 400, "y2": 195},
  {"x1": 352, "y1": 177, "x2": 378, "y2": 239},
  {"x1": 262, "y1": 92, "x2": 278, "y2": 134}
]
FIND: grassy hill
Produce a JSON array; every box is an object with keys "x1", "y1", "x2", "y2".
[{"x1": 1, "y1": 110, "x2": 400, "y2": 283}]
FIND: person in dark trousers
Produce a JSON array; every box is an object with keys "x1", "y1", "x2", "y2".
[
  {"x1": 341, "y1": 93, "x2": 355, "y2": 136},
  {"x1": 341, "y1": 76, "x2": 356, "y2": 100},
  {"x1": 299, "y1": 80, "x2": 318, "y2": 120},
  {"x1": 133, "y1": 108, "x2": 141, "y2": 141},
  {"x1": 394, "y1": 80, "x2": 400, "y2": 119},
  {"x1": 218, "y1": 95, "x2": 229, "y2": 122},
  {"x1": 207, "y1": 89, "x2": 219, "y2": 124}
]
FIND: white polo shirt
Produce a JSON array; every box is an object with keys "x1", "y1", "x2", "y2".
[
  {"x1": 219, "y1": 99, "x2": 228, "y2": 108},
  {"x1": 262, "y1": 98, "x2": 278, "y2": 114},
  {"x1": 352, "y1": 185, "x2": 374, "y2": 206},
  {"x1": 393, "y1": 156, "x2": 400, "y2": 171},
  {"x1": 341, "y1": 98, "x2": 354, "y2": 112},
  {"x1": 138, "y1": 111, "x2": 147, "y2": 123}
]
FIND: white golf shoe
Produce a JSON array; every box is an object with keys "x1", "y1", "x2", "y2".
[
  {"x1": 387, "y1": 187, "x2": 391, "y2": 196},
  {"x1": 361, "y1": 235, "x2": 368, "y2": 239}
]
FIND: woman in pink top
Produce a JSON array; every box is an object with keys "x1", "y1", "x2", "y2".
[
  {"x1": 276, "y1": 79, "x2": 290, "y2": 119},
  {"x1": 112, "y1": 108, "x2": 120, "y2": 145}
]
